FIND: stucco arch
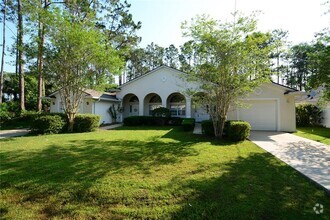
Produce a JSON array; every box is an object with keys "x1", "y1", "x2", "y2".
[
  {"x1": 122, "y1": 93, "x2": 139, "y2": 118},
  {"x1": 144, "y1": 93, "x2": 162, "y2": 116},
  {"x1": 166, "y1": 92, "x2": 186, "y2": 117}
]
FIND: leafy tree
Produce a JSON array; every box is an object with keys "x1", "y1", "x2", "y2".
[
  {"x1": 164, "y1": 44, "x2": 179, "y2": 68},
  {"x1": 46, "y1": 9, "x2": 123, "y2": 131},
  {"x1": 125, "y1": 48, "x2": 148, "y2": 81},
  {"x1": 308, "y1": 30, "x2": 330, "y2": 101},
  {"x1": 270, "y1": 29, "x2": 289, "y2": 83},
  {"x1": 182, "y1": 14, "x2": 273, "y2": 138},
  {"x1": 285, "y1": 43, "x2": 316, "y2": 91},
  {"x1": 179, "y1": 40, "x2": 195, "y2": 73},
  {"x1": 144, "y1": 42, "x2": 164, "y2": 69}
]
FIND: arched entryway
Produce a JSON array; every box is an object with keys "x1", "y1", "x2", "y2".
[
  {"x1": 144, "y1": 93, "x2": 162, "y2": 116},
  {"x1": 122, "y1": 94, "x2": 139, "y2": 118},
  {"x1": 167, "y1": 93, "x2": 186, "y2": 117}
]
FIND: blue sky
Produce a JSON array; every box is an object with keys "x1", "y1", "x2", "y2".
[
  {"x1": 1, "y1": 0, "x2": 329, "y2": 72},
  {"x1": 129, "y1": 0, "x2": 329, "y2": 47}
]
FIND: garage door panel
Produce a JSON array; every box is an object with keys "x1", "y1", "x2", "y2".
[{"x1": 239, "y1": 100, "x2": 277, "y2": 131}]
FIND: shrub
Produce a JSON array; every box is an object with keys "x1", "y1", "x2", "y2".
[
  {"x1": 73, "y1": 114, "x2": 100, "y2": 132},
  {"x1": 223, "y1": 120, "x2": 243, "y2": 136},
  {"x1": 31, "y1": 115, "x2": 66, "y2": 134},
  {"x1": 201, "y1": 120, "x2": 214, "y2": 136},
  {"x1": 182, "y1": 118, "x2": 195, "y2": 131},
  {"x1": 168, "y1": 117, "x2": 183, "y2": 126},
  {"x1": 228, "y1": 121, "x2": 251, "y2": 141},
  {"x1": 123, "y1": 116, "x2": 144, "y2": 126},
  {"x1": 0, "y1": 102, "x2": 20, "y2": 121},
  {"x1": 152, "y1": 107, "x2": 170, "y2": 118},
  {"x1": 296, "y1": 104, "x2": 323, "y2": 127}
]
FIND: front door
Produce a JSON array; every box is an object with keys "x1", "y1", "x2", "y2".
[{"x1": 129, "y1": 104, "x2": 139, "y2": 116}]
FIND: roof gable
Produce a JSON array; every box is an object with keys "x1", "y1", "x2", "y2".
[{"x1": 119, "y1": 65, "x2": 186, "y2": 88}]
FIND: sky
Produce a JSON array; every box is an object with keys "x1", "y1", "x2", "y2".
[
  {"x1": 128, "y1": 0, "x2": 329, "y2": 47},
  {"x1": 1, "y1": 0, "x2": 329, "y2": 73}
]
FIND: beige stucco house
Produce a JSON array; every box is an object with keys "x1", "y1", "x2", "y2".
[
  {"x1": 49, "y1": 89, "x2": 121, "y2": 124},
  {"x1": 116, "y1": 66, "x2": 304, "y2": 132},
  {"x1": 50, "y1": 66, "x2": 305, "y2": 131}
]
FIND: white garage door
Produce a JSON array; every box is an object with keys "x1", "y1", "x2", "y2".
[{"x1": 239, "y1": 100, "x2": 277, "y2": 131}]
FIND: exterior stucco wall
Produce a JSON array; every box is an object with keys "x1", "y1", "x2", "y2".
[
  {"x1": 49, "y1": 93, "x2": 117, "y2": 125},
  {"x1": 227, "y1": 83, "x2": 296, "y2": 132},
  {"x1": 50, "y1": 94, "x2": 62, "y2": 113},
  {"x1": 118, "y1": 67, "x2": 296, "y2": 132},
  {"x1": 117, "y1": 67, "x2": 198, "y2": 118},
  {"x1": 94, "y1": 101, "x2": 118, "y2": 124},
  {"x1": 322, "y1": 105, "x2": 330, "y2": 128}
]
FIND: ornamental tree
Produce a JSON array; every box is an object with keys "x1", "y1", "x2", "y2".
[
  {"x1": 47, "y1": 10, "x2": 123, "y2": 131},
  {"x1": 182, "y1": 13, "x2": 274, "y2": 138}
]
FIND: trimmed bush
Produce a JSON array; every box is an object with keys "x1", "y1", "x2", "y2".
[
  {"x1": 296, "y1": 104, "x2": 323, "y2": 127},
  {"x1": 223, "y1": 120, "x2": 243, "y2": 136},
  {"x1": 201, "y1": 120, "x2": 214, "y2": 136},
  {"x1": 228, "y1": 121, "x2": 251, "y2": 141},
  {"x1": 152, "y1": 107, "x2": 170, "y2": 117},
  {"x1": 73, "y1": 114, "x2": 100, "y2": 132},
  {"x1": 182, "y1": 118, "x2": 195, "y2": 131},
  {"x1": 31, "y1": 115, "x2": 66, "y2": 134},
  {"x1": 167, "y1": 117, "x2": 183, "y2": 126},
  {"x1": 124, "y1": 116, "x2": 144, "y2": 126}
]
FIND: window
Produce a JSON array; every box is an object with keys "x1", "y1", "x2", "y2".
[
  {"x1": 170, "y1": 104, "x2": 186, "y2": 116},
  {"x1": 148, "y1": 95, "x2": 162, "y2": 115},
  {"x1": 169, "y1": 94, "x2": 186, "y2": 116}
]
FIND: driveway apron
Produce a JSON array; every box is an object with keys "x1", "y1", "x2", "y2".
[{"x1": 250, "y1": 131, "x2": 330, "y2": 193}]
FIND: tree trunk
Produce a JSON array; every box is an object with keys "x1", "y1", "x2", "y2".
[
  {"x1": 37, "y1": 17, "x2": 44, "y2": 111},
  {"x1": 67, "y1": 112, "x2": 75, "y2": 132},
  {"x1": 37, "y1": 0, "x2": 48, "y2": 111},
  {"x1": 18, "y1": 0, "x2": 25, "y2": 111},
  {"x1": 0, "y1": 0, "x2": 7, "y2": 104},
  {"x1": 213, "y1": 116, "x2": 226, "y2": 139}
]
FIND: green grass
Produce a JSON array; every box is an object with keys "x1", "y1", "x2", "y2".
[
  {"x1": 1, "y1": 126, "x2": 329, "y2": 219},
  {"x1": 295, "y1": 127, "x2": 330, "y2": 145}
]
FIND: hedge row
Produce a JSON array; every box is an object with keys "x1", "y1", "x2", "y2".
[
  {"x1": 182, "y1": 118, "x2": 196, "y2": 131},
  {"x1": 123, "y1": 116, "x2": 183, "y2": 126},
  {"x1": 296, "y1": 104, "x2": 323, "y2": 127},
  {"x1": 30, "y1": 113, "x2": 100, "y2": 134},
  {"x1": 201, "y1": 120, "x2": 251, "y2": 141}
]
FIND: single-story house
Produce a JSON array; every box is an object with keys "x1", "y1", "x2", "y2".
[
  {"x1": 296, "y1": 88, "x2": 330, "y2": 128},
  {"x1": 49, "y1": 89, "x2": 121, "y2": 124},
  {"x1": 49, "y1": 66, "x2": 305, "y2": 131}
]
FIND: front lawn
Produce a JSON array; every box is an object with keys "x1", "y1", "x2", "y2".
[
  {"x1": 1, "y1": 126, "x2": 329, "y2": 219},
  {"x1": 295, "y1": 127, "x2": 330, "y2": 145}
]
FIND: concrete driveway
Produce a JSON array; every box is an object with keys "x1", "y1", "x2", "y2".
[
  {"x1": 250, "y1": 131, "x2": 330, "y2": 193},
  {"x1": 0, "y1": 129, "x2": 30, "y2": 139}
]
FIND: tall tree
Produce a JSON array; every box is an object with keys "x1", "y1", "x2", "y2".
[
  {"x1": 36, "y1": 0, "x2": 48, "y2": 111},
  {"x1": 18, "y1": 0, "x2": 25, "y2": 111},
  {"x1": 164, "y1": 44, "x2": 179, "y2": 68},
  {"x1": 270, "y1": 29, "x2": 289, "y2": 83},
  {"x1": 0, "y1": 0, "x2": 7, "y2": 103},
  {"x1": 286, "y1": 43, "x2": 315, "y2": 91},
  {"x1": 182, "y1": 14, "x2": 273, "y2": 138},
  {"x1": 308, "y1": 30, "x2": 330, "y2": 101}
]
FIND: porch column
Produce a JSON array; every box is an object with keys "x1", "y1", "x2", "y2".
[
  {"x1": 139, "y1": 96, "x2": 144, "y2": 116},
  {"x1": 161, "y1": 95, "x2": 167, "y2": 108},
  {"x1": 186, "y1": 96, "x2": 192, "y2": 118}
]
